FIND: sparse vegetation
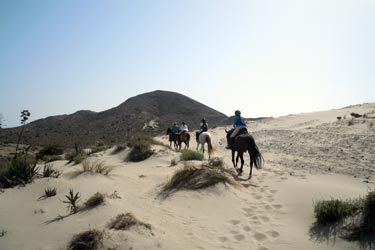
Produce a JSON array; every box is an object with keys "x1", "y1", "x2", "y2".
[
  {"x1": 313, "y1": 198, "x2": 362, "y2": 224},
  {"x1": 208, "y1": 157, "x2": 224, "y2": 167},
  {"x1": 127, "y1": 134, "x2": 163, "y2": 148},
  {"x1": 350, "y1": 112, "x2": 362, "y2": 118},
  {"x1": 126, "y1": 141, "x2": 153, "y2": 162},
  {"x1": 111, "y1": 145, "x2": 126, "y2": 155},
  {"x1": 180, "y1": 149, "x2": 203, "y2": 161},
  {"x1": 84, "y1": 192, "x2": 105, "y2": 209},
  {"x1": 81, "y1": 159, "x2": 113, "y2": 175},
  {"x1": 63, "y1": 189, "x2": 81, "y2": 214},
  {"x1": 348, "y1": 119, "x2": 355, "y2": 126},
  {"x1": 0, "y1": 229, "x2": 7, "y2": 237},
  {"x1": 336, "y1": 116, "x2": 342, "y2": 121},
  {"x1": 0, "y1": 153, "x2": 39, "y2": 188},
  {"x1": 170, "y1": 158, "x2": 178, "y2": 166},
  {"x1": 37, "y1": 144, "x2": 64, "y2": 159},
  {"x1": 107, "y1": 213, "x2": 151, "y2": 231},
  {"x1": 160, "y1": 163, "x2": 241, "y2": 197},
  {"x1": 39, "y1": 187, "x2": 57, "y2": 199},
  {"x1": 42, "y1": 155, "x2": 63, "y2": 162},
  {"x1": 42, "y1": 163, "x2": 61, "y2": 178},
  {"x1": 313, "y1": 191, "x2": 375, "y2": 240},
  {"x1": 15, "y1": 110, "x2": 31, "y2": 154},
  {"x1": 67, "y1": 229, "x2": 103, "y2": 250}
]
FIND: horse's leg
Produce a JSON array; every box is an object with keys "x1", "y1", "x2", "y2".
[
  {"x1": 231, "y1": 150, "x2": 236, "y2": 168},
  {"x1": 238, "y1": 153, "x2": 244, "y2": 176},
  {"x1": 235, "y1": 153, "x2": 240, "y2": 167},
  {"x1": 249, "y1": 152, "x2": 254, "y2": 179}
]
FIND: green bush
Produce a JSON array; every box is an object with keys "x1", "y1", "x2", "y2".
[
  {"x1": 208, "y1": 157, "x2": 224, "y2": 167},
  {"x1": 73, "y1": 154, "x2": 86, "y2": 164},
  {"x1": 0, "y1": 154, "x2": 39, "y2": 188},
  {"x1": 126, "y1": 142, "x2": 153, "y2": 162},
  {"x1": 362, "y1": 191, "x2": 375, "y2": 233},
  {"x1": 37, "y1": 144, "x2": 64, "y2": 159},
  {"x1": 180, "y1": 150, "x2": 203, "y2": 161},
  {"x1": 39, "y1": 187, "x2": 57, "y2": 199},
  {"x1": 313, "y1": 199, "x2": 362, "y2": 224},
  {"x1": 127, "y1": 134, "x2": 163, "y2": 147}
]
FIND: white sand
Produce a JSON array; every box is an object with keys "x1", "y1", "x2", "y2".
[{"x1": 0, "y1": 103, "x2": 374, "y2": 250}]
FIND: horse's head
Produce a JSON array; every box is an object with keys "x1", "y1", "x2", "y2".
[{"x1": 225, "y1": 128, "x2": 234, "y2": 141}]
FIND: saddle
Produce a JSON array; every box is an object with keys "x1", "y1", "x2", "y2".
[{"x1": 236, "y1": 127, "x2": 248, "y2": 137}]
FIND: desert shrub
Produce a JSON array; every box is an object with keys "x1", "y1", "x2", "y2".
[
  {"x1": 313, "y1": 199, "x2": 362, "y2": 224},
  {"x1": 127, "y1": 134, "x2": 163, "y2": 147},
  {"x1": 126, "y1": 142, "x2": 153, "y2": 162},
  {"x1": 67, "y1": 229, "x2": 103, "y2": 250},
  {"x1": 362, "y1": 191, "x2": 375, "y2": 233},
  {"x1": 73, "y1": 154, "x2": 86, "y2": 164},
  {"x1": 84, "y1": 192, "x2": 105, "y2": 209},
  {"x1": 37, "y1": 144, "x2": 64, "y2": 159},
  {"x1": 0, "y1": 154, "x2": 39, "y2": 188},
  {"x1": 89, "y1": 146, "x2": 106, "y2": 155},
  {"x1": 65, "y1": 151, "x2": 87, "y2": 164},
  {"x1": 42, "y1": 163, "x2": 61, "y2": 178},
  {"x1": 208, "y1": 157, "x2": 224, "y2": 167},
  {"x1": 39, "y1": 187, "x2": 57, "y2": 199},
  {"x1": 350, "y1": 112, "x2": 362, "y2": 118},
  {"x1": 170, "y1": 158, "x2": 178, "y2": 166},
  {"x1": 107, "y1": 213, "x2": 151, "y2": 231},
  {"x1": 42, "y1": 155, "x2": 63, "y2": 162},
  {"x1": 348, "y1": 119, "x2": 355, "y2": 126},
  {"x1": 336, "y1": 116, "x2": 342, "y2": 120},
  {"x1": 160, "y1": 164, "x2": 241, "y2": 197},
  {"x1": 81, "y1": 159, "x2": 113, "y2": 175},
  {"x1": 111, "y1": 145, "x2": 126, "y2": 155},
  {"x1": 0, "y1": 229, "x2": 6, "y2": 237},
  {"x1": 63, "y1": 188, "x2": 81, "y2": 214},
  {"x1": 180, "y1": 150, "x2": 203, "y2": 161}
]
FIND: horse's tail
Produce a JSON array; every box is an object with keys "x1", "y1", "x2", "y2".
[
  {"x1": 207, "y1": 134, "x2": 214, "y2": 156},
  {"x1": 248, "y1": 136, "x2": 264, "y2": 169}
]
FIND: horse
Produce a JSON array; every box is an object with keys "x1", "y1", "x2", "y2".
[
  {"x1": 225, "y1": 128, "x2": 264, "y2": 179},
  {"x1": 178, "y1": 132, "x2": 190, "y2": 150},
  {"x1": 166, "y1": 127, "x2": 179, "y2": 149},
  {"x1": 196, "y1": 132, "x2": 214, "y2": 159}
]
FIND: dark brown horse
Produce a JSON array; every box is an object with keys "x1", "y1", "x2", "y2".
[
  {"x1": 179, "y1": 132, "x2": 190, "y2": 150},
  {"x1": 225, "y1": 128, "x2": 263, "y2": 179},
  {"x1": 166, "y1": 128, "x2": 179, "y2": 149}
]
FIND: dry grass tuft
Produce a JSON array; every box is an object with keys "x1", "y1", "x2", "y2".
[
  {"x1": 160, "y1": 163, "x2": 241, "y2": 197},
  {"x1": 84, "y1": 192, "x2": 105, "y2": 209},
  {"x1": 107, "y1": 213, "x2": 151, "y2": 231},
  {"x1": 81, "y1": 159, "x2": 113, "y2": 175},
  {"x1": 67, "y1": 229, "x2": 103, "y2": 250}
]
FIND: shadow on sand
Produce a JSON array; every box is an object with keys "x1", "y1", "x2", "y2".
[{"x1": 309, "y1": 222, "x2": 375, "y2": 250}]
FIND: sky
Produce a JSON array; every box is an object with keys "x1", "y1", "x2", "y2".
[{"x1": 0, "y1": 0, "x2": 374, "y2": 128}]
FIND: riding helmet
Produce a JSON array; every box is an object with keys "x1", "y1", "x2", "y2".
[
  {"x1": 201, "y1": 118, "x2": 206, "y2": 122},
  {"x1": 235, "y1": 110, "x2": 241, "y2": 116}
]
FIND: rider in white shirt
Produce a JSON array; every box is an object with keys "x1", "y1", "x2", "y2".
[{"x1": 179, "y1": 121, "x2": 189, "y2": 133}]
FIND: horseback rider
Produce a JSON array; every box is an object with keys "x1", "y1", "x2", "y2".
[
  {"x1": 179, "y1": 121, "x2": 189, "y2": 134},
  {"x1": 226, "y1": 110, "x2": 248, "y2": 149},
  {"x1": 171, "y1": 122, "x2": 179, "y2": 134},
  {"x1": 196, "y1": 118, "x2": 208, "y2": 141}
]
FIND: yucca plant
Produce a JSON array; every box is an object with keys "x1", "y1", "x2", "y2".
[
  {"x1": 63, "y1": 188, "x2": 81, "y2": 214},
  {"x1": 42, "y1": 163, "x2": 61, "y2": 178},
  {"x1": 38, "y1": 186, "x2": 57, "y2": 200}
]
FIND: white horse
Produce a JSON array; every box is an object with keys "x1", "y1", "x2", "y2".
[{"x1": 196, "y1": 132, "x2": 214, "y2": 159}]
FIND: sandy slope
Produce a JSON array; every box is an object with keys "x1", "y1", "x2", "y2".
[{"x1": 0, "y1": 103, "x2": 374, "y2": 250}]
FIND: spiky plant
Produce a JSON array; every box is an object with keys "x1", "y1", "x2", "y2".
[
  {"x1": 63, "y1": 188, "x2": 81, "y2": 214},
  {"x1": 43, "y1": 163, "x2": 61, "y2": 178}
]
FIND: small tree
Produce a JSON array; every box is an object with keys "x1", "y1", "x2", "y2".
[{"x1": 15, "y1": 110, "x2": 31, "y2": 155}]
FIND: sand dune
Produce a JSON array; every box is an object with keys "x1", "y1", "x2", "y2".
[{"x1": 0, "y1": 103, "x2": 374, "y2": 250}]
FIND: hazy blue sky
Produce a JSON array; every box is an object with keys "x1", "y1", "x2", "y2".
[{"x1": 1, "y1": 0, "x2": 374, "y2": 127}]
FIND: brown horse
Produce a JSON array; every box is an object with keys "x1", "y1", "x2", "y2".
[
  {"x1": 166, "y1": 127, "x2": 179, "y2": 149},
  {"x1": 225, "y1": 128, "x2": 263, "y2": 179},
  {"x1": 179, "y1": 132, "x2": 190, "y2": 150}
]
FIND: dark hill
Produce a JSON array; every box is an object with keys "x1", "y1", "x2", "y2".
[{"x1": 0, "y1": 90, "x2": 229, "y2": 147}]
